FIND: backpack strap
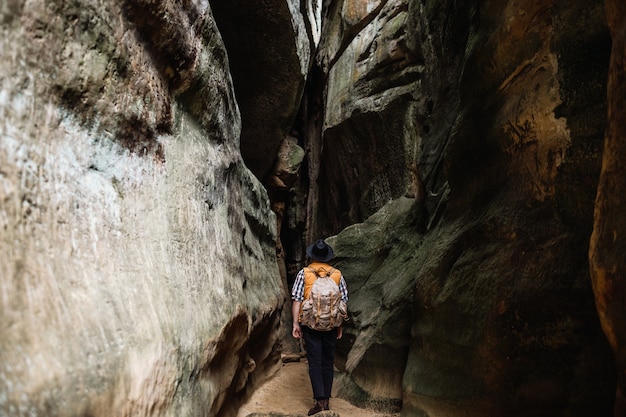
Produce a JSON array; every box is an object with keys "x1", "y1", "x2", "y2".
[
  {"x1": 307, "y1": 262, "x2": 339, "y2": 279},
  {"x1": 306, "y1": 266, "x2": 335, "y2": 278},
  {"x1": 303, "y1": 264, "x2": 340, "y2": 300}
]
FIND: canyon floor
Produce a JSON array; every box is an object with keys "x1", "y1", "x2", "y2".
[{"x1": 237, "y1": 359, "x2": 400, "y2": 417}]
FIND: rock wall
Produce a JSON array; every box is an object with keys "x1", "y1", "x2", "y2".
[
  {"x1": 207, "y1": 0, "x2": 320, "y2": 355},
  {"x1": 0, "y1": 1, "x2": 301, "y2": 416},
  {"x1": 589, "y1": 0, "x2": 626, "y2": 415},
  {"x1": 292, "y1": 0, "x2": 622, "y2": 416}
]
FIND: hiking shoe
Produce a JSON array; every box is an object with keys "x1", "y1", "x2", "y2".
[
  {"x1": 322, "y1": 398, "x2": 329, "y2": 410},
  {"x1": 307, "y1": 400, "x2": 324, "y2": 415}
]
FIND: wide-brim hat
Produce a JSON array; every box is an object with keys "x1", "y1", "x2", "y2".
[{"x1": 306, "y1": 239, "x2": 334, "y2": 262}]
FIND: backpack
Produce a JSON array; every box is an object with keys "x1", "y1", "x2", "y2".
[{"x1": 299, "y1": 265, "x2": 348, "y2": 331}]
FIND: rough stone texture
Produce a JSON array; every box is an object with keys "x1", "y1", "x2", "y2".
[
  {"x1": 0, "y1": 1, "x2": 285, "y2": 416},
  {"x1": 265, "y1": 135, "x2": 306, "y2": 192},
  {"x1": 207, "y1": 0, "x2": 320, "y2": 357},
  {"x1": 315, "y1": 0, "x2": 424, "y2": 238},
  {"x1": 306, "y1": 0, "x2": 619, "y2": 416},
  {"x1": 209, "y1": 0, "x2": 319, "y2": 181},
  {"x1": 589, "y1": 0, "x2": 626, "y2": 416},
  {"x1": 328, "y1": 198, "x2": 420, "y2": 412}
]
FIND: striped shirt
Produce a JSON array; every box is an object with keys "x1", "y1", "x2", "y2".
[{"x1": 291, "y1": 267, "x2": 349, "y2": 302}]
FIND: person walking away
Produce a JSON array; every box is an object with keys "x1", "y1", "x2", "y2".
[{"x1": 291, "y1": 239, "x2": 348, "y2": 415}]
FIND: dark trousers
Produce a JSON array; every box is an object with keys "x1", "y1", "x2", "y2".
[{"x1": 302, "y1": 325, "x2": 337, "y2": 400}]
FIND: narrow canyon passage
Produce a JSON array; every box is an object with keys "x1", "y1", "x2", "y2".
[{"x1": 1, "y1": 0, "x2": 624, "y2": 417}]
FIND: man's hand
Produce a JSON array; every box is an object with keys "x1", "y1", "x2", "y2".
[{"x1": 292, "y1": 323, "x2": 302, "y2": 339}]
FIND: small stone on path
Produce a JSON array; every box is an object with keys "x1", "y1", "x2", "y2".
[{"x1": 281, "y1": 354, "x2": 302, "y2": 363}]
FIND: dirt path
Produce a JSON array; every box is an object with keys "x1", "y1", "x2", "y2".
[{"x1": 237, "y1": 359, "x2": 399, "y2": 417}]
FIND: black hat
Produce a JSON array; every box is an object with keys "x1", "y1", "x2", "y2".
[{"x1": 306, "y1": 239, "x2": 334, "y2": 262}]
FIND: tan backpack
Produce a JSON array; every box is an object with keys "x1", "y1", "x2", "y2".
[{"x1": 299, "y1": 265, "x2": 348, "y2": 331}]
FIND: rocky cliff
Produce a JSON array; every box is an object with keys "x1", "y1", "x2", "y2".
[
  {"x1": 0, "y1": 0, "x2": 307, "y2": 416},
  {"x1": 294, "y1": 1, "x2": 621, "y2": 417},
  {"x1": 2, "y1": 0, "x2": 626, "y2": 417}
]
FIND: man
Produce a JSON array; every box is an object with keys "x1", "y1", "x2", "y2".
[{"x1": 291, "y1": 239, "x2": 349, "y2": 415}]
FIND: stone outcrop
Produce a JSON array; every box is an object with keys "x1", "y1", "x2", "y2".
[
  {"x1": 0, "y1": 0, "x2": 296, "y2": 416},
  {"x1": 206, "y1": 0, "x2": 319, "y2": 355},
  {"x1": 589, "y1": 0, "x2": 626, "y2": 415},
  {"x1": 313, "y1": 0, "x2": 424, "y2": 238},
  {"x1": 209, "y1": 0, "x2": 319, "y2": 182},
  {"x1": 286, "y1": 0, "x2": 621, "y2": 416}
]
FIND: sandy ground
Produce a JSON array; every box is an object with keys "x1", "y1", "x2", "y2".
[{"x1": 237, "y1": 359, "x2": 399, "y2": 417}]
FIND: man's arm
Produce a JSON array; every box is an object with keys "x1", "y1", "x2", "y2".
[
  {"x1": 292, "y1": 300, "x2": 302, "y2": 339},
  {"x1": 338, "y1": 274, "x2": 347, "y2": 339},
  {"x1": 291, "y1": 269, "x2": 305, "y2": 339}
]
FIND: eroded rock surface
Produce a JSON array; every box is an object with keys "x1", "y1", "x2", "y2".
[
  {"x1": 0, "y1": 1, "x2": 288, "y2": 416},
  {"x1": 301, "y1": 1, "x2": 619, "y2": 416},
  {"x1": 589, "y1": 0, "x2": 626, "y2": 415},
  {"x1": 209, "y1": 0, "x2": 319, "y2": 181}
]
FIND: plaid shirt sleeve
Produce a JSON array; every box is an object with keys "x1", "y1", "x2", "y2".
[
  {"x1": 339, "y1": 276, "x2": 348, "y2": 302},
  {"x1": 291, "y1": 269, "x2": 305, "y2": 301}
]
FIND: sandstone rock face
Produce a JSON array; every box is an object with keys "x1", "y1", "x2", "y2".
[
  {"x1": 590, "y1": 0, "x2": 626, "y2": 415},
  {"x1": 209, "y1": 0, "x2": 320, "y2": 181},
  {"x1": 306, "y1": 0, "x2": 619, "y2": 416},
  {"x1": 315, "y1": 0, "x2": 424, "y2": 237},
  {"x1": 0, "y1": 1, "x2": 287, "y2": 416},
  {"x1": 208, "y1": 2, "x2": 319, "y2": 356}
]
